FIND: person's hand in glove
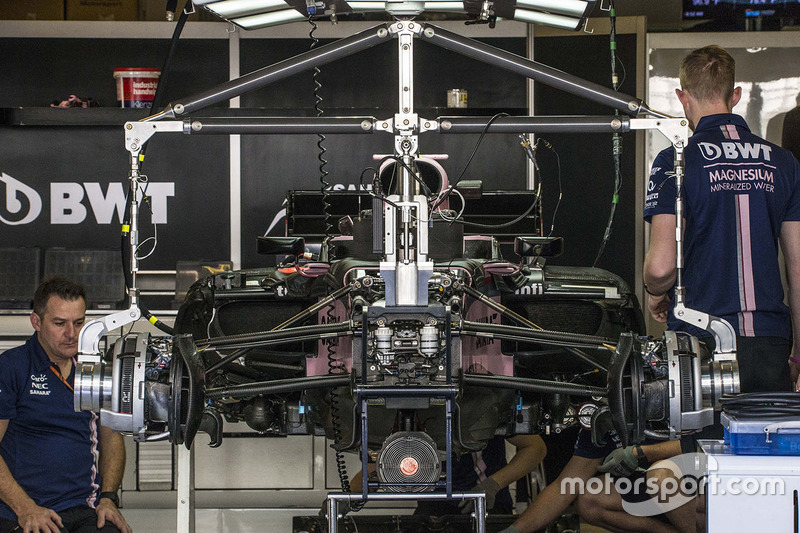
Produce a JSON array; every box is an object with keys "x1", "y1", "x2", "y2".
[
  {"x1": 458, "y1": 476, "x2": 501, "y2": 514},
  {"x1": 597, "y1": 445, "x2": 648, "y2": 477}
]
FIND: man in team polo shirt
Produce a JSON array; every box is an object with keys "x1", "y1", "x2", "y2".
[
  {"x1": 0, "y1": 277, "x2": 131, "y2": 533},
  {"x1": 644, "y1": 45, "x2": 800, "y2": 393}
]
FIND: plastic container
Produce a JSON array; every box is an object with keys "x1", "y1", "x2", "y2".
[
  {"x1": 113, "y1": 68, "x2": 161, "y2": 108},
  {"x1": 721, "y1": 412, "x2": 800, "y2": 455},
  {"x1": 446, "y1": 88, "x2": 468, "y2": 108}
]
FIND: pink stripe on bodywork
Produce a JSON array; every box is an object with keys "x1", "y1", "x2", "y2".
[{"x1": 736, "y1": 195, "x2": 756, "y2": 336}]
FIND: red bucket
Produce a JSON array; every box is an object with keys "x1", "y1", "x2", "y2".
[{"x1": 113, "y1": 68, "x2": 161, "y2": 108}]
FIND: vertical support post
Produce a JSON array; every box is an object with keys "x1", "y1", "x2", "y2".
[
  {"x1": 672, "y1": 142, "x2": 686, "y2": 306},
  {"x1": 445, "y1": 396, "x2": 453, "y2": 498},
  {"x1": 176, "y1": 444, "x2": 195, "y2": 533},
  {"x1": 361, "y1": 395, "x2": 369, "y2": 499},
  {"x1": 474, "y1": 493, "x2": 486, "y2": 533},
  {"x1": 228, "y1": 27, "x2": 242, "y2": 270},
  {"x1": 327, "y1": 496, "x2": 339, "y2": 533}
]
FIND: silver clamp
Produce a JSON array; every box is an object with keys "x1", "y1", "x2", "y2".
[
  {"x1": 77, "y1": 306, "x2": 142, "y2": 361},
  {"x1": 124, "y1": 121, "x2": 187, "y2": 154}
]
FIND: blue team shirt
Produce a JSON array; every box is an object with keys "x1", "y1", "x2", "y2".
[
  {"x1": 644, "y1": 114, "x2": 800, "y2": 338},
  {"x1": 0, "y1": 334, "x2": 102, "y2": 520}
]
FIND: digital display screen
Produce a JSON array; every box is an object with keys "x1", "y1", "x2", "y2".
[{"x1": 682, "y1": 0, "x2": 800, "y2": 20}]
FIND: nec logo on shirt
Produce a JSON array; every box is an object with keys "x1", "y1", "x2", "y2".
[
  {"x1": 698, "y1": 142, "x2": 773, "y2": 162},
  {"x1": 30, "y1": 373, "x2": 50, "y2": 396}
]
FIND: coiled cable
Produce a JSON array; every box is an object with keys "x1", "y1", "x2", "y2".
[{"x1": 720, "y1": 393, "x2": 800, "y2": 419}]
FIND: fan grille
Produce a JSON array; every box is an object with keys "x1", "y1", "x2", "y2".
[{"x1": 377, "y1": 432, "x2": 440, "y2": 492}]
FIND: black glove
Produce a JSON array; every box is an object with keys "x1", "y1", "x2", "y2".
[
  {"x1": 597, "y1": 445, "x2": 645, "y2": 477},
  {"x1": 459, "y1": 477, "x2": 501, "y2": 514}
]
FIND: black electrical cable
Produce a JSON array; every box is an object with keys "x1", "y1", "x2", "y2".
[
  {"x1": 307, "y1": 16, "x2": 361, "y2": 511},
  {"x1": 139, "y1": 0, "x2": 192, "y2": 171},
  {"x1": 720, "y1": 393, "x2": 800, "y2": 419},
  {"x1": 447, "y1": 185, "x2": 538, "y2": 230},
  {"x1": 309, "y1": 16, "x2": 335, "y2": 261},
  {"x1": 593, "y1": 0, "x2": 622, "y2": 267},
  {"x1": 118, "y1": 1, "x2": 191, "y2": 335},
  {"x1": 431, "y1": 112, "x2": 509, "y2": 212},
  {"x1": 375, "y1": 155, "x2": 433, "y2": 198},
  {"x1": 537, "y1": 138, "x2": 562, "y2": 240}
]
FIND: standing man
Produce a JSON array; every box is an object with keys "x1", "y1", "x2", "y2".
[
  {"x1": 644, "y1": 45, "x2": 800, "y2": 393},
  {"x1": 0, "y1": 277, "x2": 132, "y2": 533}
]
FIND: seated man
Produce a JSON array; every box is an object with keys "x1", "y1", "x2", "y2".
[
  {"x1": 500, "y1": 429, "x2": 695, "y2": 533},
  {"x1": 0, "y1": 276, "x2": 132, "y2": 533}
]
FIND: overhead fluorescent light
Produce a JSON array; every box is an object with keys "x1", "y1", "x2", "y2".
[
  {"x1": 515, "y1": 0, "x2": 591, "y2": 18},
  {"x1": 346, "y1": 0, "x2": 386, "y2": 11},
  {"x1": 195, "y1": 0, "x2": 290, "y2": 18},
  {"x1": 235, "y1": 8, "x2": 306, "y2": 28},
  {"x1": 513, "y1": 8, "x2": 585, "y2": 30},
  {"x1": 424, "y1": 1, "x2": 464, "y2": 11}
]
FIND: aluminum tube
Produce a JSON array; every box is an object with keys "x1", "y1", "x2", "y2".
[
  {"x1": 173, "y1": 24, "x2": 390, "y2": 116},
  {"x1": 464, "y1": 374, "x2": 606, "y2": 397},
  {"x1": 438, "y1": 115, "x2": 629, "y2": 134},
  {"x1": 186, "y1": 117, "x2": 376, "y2": 135},
  {"x1": 205, "y1": 374, "x2": 350, "y2": 399},
  {"x1": 422, "y1": 24, "x2": 643, "y2": 116}
]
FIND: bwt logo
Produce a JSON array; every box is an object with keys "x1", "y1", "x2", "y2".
[
  {"x1": 698, "y1": 141, "x2": 773, "y2": 162},
  {"x1": 1, "y1": 172, "x2": 174, "y2": 225}
]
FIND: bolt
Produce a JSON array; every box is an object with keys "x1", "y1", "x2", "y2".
[
  {"x1": 126, "y1": 124, "x2": 133, "y2": 130},
  {"x1": 424, "y1": 122, "x2": 431, "y2": 128},
  {"x1": 628, "y1": 101, "x2": 638, "y2": 112},
  {"x1": 377, "y1": 28, "x2": 388, "y2": 37},
  {"x1": 424, "y1": 28, "x2": 434, "y2": 37},
  {"x1": 403, "y1": 86, "x2": 409, "y2": 92},
  {"x1": 174, "y1": 104, "x2": 185, "y2": 114},
  {"x1": 130, "y1": 311, "x2": 137, "y2": 318},
  {"x1": 403, "y1": 119, "x2": 410, "y2": 125},
  {"x1": 441, "y1": 120, "x2": 452, "y2": 131},
  {"x1": 130, "y1": 144, "x2": 138, "y2": 150},
  {"x1": 361, "y1": 120, "x2": 372, "y2": 131},
  {"x1": 409, "y1": 23, "x2": 415, "y2": 29},
  {"x1": 370, "y1": 365, "x2": 376, "y2": 371},
  {"x1": 681, "y1": 120, "x2": 688, "y2": 127},
  {"x1": 611, "y1": 119, "x2": 621, "y2": 129},
  {"x1": 382, "y1": 122, "x2": 389, "y2": 129},
  {"x1": 397, "y1": 23, "x2": 404, "y2": 29},
  {"x1": 403, "y1": 107, "x2": 409, "y2": 113},
  {"x1": 191, "y1": 121, "x2": 202, "y2": 131},
  {"x1": 402, "y1": 44, "x2": 409, "y2": 51}
]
